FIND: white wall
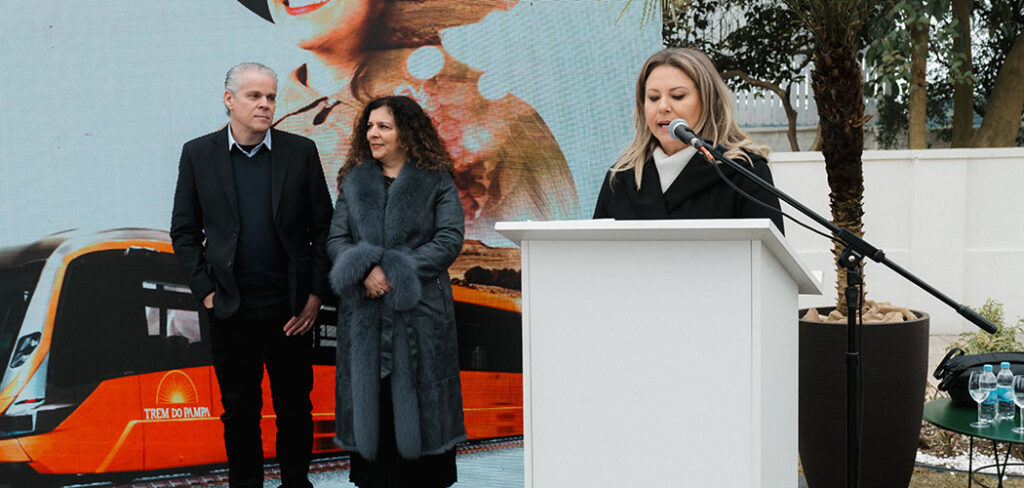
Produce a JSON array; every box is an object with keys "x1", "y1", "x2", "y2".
[{"x1": 770, "y1": 148, "x2": 1024, "y2": 334}]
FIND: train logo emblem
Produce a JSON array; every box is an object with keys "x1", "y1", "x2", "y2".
[{"x1": 143, "y1": 370, "x2": 211, "y2": 420}]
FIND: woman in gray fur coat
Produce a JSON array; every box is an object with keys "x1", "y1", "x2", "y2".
[{"x1": 327, "y1": 96, "x2": 466, "y2": 488}]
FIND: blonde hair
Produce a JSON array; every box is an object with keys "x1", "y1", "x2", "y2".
[{"x1": 611, "y1": 48, "x2": 769, "y2": 189}]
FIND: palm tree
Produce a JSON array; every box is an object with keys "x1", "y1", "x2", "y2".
[{"x1": 783, "y1": 0, "x2": 872, "y2": 307}]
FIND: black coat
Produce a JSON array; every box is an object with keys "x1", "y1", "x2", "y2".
[
  {"x1": 170, "y1": 127, "x2": 334, "y2": 318},
  {"x1": 593, "y1": 150, "x2": 785, "y2": 234},
  {"x1": 327, "y1": 162, "x2": 467, "y2": 460}
]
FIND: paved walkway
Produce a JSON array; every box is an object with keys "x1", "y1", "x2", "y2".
[{"x1": 302, "y1": 448, "x2": 524, "y2": 487}]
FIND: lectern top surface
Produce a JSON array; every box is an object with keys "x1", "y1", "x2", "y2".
[{"x1": 495, "y1": 218, "x2": 822, "y2": 295}]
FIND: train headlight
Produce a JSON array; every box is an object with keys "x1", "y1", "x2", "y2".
[{"x1": 9, "y1": 332, "x2": 41, "y2": 368}]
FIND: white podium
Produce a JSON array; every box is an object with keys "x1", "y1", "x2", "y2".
[{"x1": 496, "y1": 219, "x2": 821, "y2": 488}]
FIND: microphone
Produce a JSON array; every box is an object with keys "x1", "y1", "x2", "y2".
[
  {"x1": 668, "y1": 119, "x2": 703, "y2": 148},
  {"x1": 959, "y1": 305, "x2": 1000, "y2": 334}
]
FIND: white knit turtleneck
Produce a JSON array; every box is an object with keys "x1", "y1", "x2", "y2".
[{"x1": 653, "y1": 146, "x2": 697, "y2": 193}]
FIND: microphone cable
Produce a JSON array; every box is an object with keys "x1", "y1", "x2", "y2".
[
  {"x1": 699, "y1": 146, "x2": 841, "y2": 246},
  {"x1": 670, "y1": 118, "x2": 839, "y2": 245}
]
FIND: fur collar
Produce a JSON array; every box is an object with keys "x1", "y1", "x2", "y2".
[{"x1": 341, "y1": 161, "x2": 441, "y2": 248}]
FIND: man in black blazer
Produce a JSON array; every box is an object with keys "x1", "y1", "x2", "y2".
[{"x1": 170, "y1": 62, "x2": 332, "y2": 488}]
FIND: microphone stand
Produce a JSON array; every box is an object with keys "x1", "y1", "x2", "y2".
[{"x1": 683, "y1": 139, "x2": 997, "y2": 488}]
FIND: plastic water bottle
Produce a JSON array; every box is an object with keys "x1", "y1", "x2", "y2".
[
  {"x1": 997, "y1": 362, "x2": 1015, "y2": 420},
  {"x1": 981, "y1": 364, "x2": 998, "y2": 423}
]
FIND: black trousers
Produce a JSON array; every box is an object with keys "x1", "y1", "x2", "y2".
[{"x1": 209, "y1": 301, "x2": 314, "y2": 488}]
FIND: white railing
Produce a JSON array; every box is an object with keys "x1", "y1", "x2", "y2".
[
  {"x1": 731, "y1": 64, "x2": 880, "y2": 128},
  {"x1": 732, "y1": 80, "x2": 818, "y2": 127}
]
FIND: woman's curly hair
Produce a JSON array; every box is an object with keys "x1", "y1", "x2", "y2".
[{"x1": 338, "y1": 95, "x2": 454, "y2": 189}]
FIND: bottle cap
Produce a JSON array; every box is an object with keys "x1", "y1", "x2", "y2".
[
  {"x1": 1002, "y1": 362, "x2": 1011, "y2": 368},
  {"x1": 984, "y1": 364, "x2": 994, "y2": 371}
]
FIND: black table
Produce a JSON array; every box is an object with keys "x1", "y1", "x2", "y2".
[{"x1": 923, "y1": 398, "x2": 1024, "y2": 487}]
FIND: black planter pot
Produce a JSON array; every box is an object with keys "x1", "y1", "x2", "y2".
[{"x1": 799, "y1": 308, "x2": 930, "y2": 488}]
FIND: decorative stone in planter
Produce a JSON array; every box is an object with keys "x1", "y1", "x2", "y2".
[{"x1": 798, "y1": 307, "x2": 930, "y2": 488}]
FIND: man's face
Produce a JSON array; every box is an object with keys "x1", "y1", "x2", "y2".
[{"x1": 224, "y1": 70, "x2": 277, "y2": 142}]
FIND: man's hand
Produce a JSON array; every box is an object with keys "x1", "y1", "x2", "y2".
[
  {"x1": 203, "y1": 292, "x2": 215, "y2": 309},
  {"x1": 284, "y1": 294, "x2": 321, "y2": 336},
  {"x1": 363, "y1": 265, "x2": 390, "y2": 299}
]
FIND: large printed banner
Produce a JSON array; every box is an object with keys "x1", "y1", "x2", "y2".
[{"x1": 0, "y1": 0, "x2": 659, "y2": 480}]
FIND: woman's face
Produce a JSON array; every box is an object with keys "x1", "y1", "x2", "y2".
[
  {"x1": 367, "y1": 106, "x2": 407, "y2": 167},
  {"x1": 268, "y1": 0, "x2": 373, "y2": 52},
  {"x1": 644, "y1": 64, "x2": 703, "y2": 155}
]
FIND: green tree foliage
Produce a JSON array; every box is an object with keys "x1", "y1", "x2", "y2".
[
  {"x1": 867, "y1": 0, "x2": 1024, "y2": 147},
  {"x1": 967, "y1": 0, "x2": 1024, "y2": 146},
  {"x1": 662, "y1": 0, "x2": 814, "y2": 150},
  {"x1": 657, "y1": 0, "x2": 1023, "y2": 148},
  {"x1": 865, "y1": 1, "x2": 956, "y2": 148}
]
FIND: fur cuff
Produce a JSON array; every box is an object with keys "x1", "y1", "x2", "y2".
[
  {"x1": 329, "y1": 241, "x2": 384, "y2": 294},
  {"x1": 380, "y1": 247, "x2": 421, "y2": 311}
]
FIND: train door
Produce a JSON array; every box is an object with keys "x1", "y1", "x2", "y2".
[{"x1": 131, "y1": 272, "x2": 220, "y2": 471}]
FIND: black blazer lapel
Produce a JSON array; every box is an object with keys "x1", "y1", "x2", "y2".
[
  {"x1": 629, "y1": 159, "x2": 669, "y2": 218},
  {"x1": 211, "y1": 127, "x2": 240, "y2": 217},
  {"x1": 270, "y1": 129, "x2": 288, "y2": 219},
  {"x1": 663, "y1": 152, "x2": 720, "y2": 214}
]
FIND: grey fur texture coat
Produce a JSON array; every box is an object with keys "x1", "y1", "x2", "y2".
[{"x1": 327, "y1": 161, "x2": 466, "y2": 460}]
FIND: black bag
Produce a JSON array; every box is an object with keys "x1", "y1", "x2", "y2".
[{"x1": 933, "y1": 348, "x2": 1024, "y2": 407}]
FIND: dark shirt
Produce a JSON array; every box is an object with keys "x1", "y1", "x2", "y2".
[
  {"x1": 231, "y1": 144, "x2": 289, "y2": 308},
  {"x1": 380, "y1": 175, "x2": 396, "y2": 378}
]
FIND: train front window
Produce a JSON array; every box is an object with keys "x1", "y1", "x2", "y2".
[
  {"x1": 0, "y1": 262, "x2": 43, "y2": 370},
  {"x1": 48, "y1": 248, "x2": 210, "y2": 400},
  {"x1": 144, "y1": 282, "x2": 201, "y2": 344}
]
